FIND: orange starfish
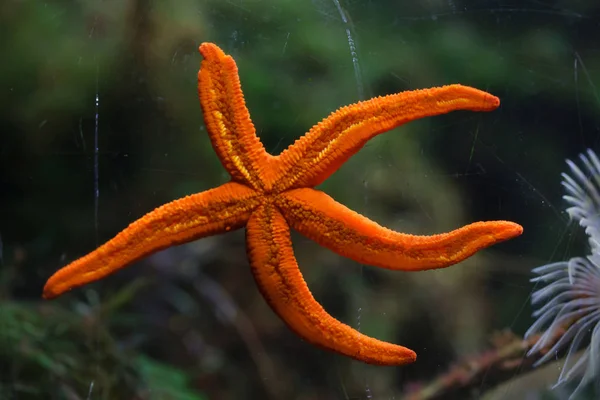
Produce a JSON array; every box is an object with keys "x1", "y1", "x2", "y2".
[{"x1": 43, "y1": 42, "x2": 522, "y2": 365}]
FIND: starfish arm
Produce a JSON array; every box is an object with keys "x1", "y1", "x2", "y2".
[
  {"x1": 273, "y1": 85, "x2": 499, "y2": 190},
  {"x1": 198, "y1": 43, "x2": 273, "y2": 190},
  {"x1": 246, "y1": 203, "x2": 417, "y2": 365},
  {"x1": 278, "y1": 188, "x2": 523, "y2": 271},
  {"x1": 43, "y1": 182, "x2": 261, "y2": 299}
]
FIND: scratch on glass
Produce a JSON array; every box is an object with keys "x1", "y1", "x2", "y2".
[{"x1": 331, "y1": 0, "x2": 364, "y2": 100}]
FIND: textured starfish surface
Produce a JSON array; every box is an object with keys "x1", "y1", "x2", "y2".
[{"x1": 43, "y1": 42, "x2": 523, "y2": 365}]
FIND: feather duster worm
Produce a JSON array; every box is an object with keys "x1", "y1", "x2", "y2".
[{"x1": 526, "y1": 149, "x2": 600, "y2": 398}]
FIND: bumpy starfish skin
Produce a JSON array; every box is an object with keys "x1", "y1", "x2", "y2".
[{"x1": 43, "y1": 42, "x2": 523, "y2": 366}]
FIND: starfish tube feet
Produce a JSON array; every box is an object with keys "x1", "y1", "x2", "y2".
[
  {"x1": 43, "y1": 182, "x2": 260, "y2": 299},
  {"x1": 279, "y1": 188, "x2": 522, "y2": 271},
  {"x1": 246, "y1": 203, "x2": 417, "y2": 365}
]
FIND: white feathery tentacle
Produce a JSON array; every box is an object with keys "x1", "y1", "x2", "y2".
[
  {"x1": 527, "y1": 149, "x2": 600, "y2": 399},
  {"x1": 563, "y1": 149, "x2": 600, "y2": 253}
]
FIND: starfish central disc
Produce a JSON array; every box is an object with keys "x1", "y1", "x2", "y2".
[{"x1": 43, "y1": 42, "x2": 522, "y2": 366}]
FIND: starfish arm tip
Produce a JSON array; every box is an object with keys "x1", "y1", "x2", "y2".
[
  {"x1": 42, "y1": 283, "x2": 61, "y2": 300},
  {"x1": 398, "y1": 349, "x2": 417, "y2": 365},
  {"x1": 375, "y1": 343, "x2": 417, "y2": 366},
  {"x1": 444, "y1": 84, "x2": 500, "y2": 111},
  {"x1": 43, "y1": 269, "x2": 79, "y2": 299},
  {"x1": 463, "y1": 220, "x2": 523, "y2": 251},
  {"x1": 198, "y1": 42, "x2": 224, "y2": 59},
  {"x1": 484, "y1": 93, "x2": 501, "y2": 110},
  {"x1": 493, "y1": 220, "x2": 524, "y2": 241},
  {"x1": 365, "y1": 345, "x2": 417, "y2": 366},
  {"x1": 407, "y1": 350, "x2": 417, "y2": 363}
]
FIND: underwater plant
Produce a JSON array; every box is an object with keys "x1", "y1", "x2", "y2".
[{"x1": 525, "y1": 148, "x2": 600, "y2": 398}]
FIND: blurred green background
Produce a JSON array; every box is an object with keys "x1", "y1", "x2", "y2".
[{"x1": 1, "y1": 0, "x2": 599, "y2": 399}]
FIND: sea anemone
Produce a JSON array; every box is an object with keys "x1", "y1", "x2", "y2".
[{"x1": 525, "y1": 149, "x2": 600, "y2": 398}]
